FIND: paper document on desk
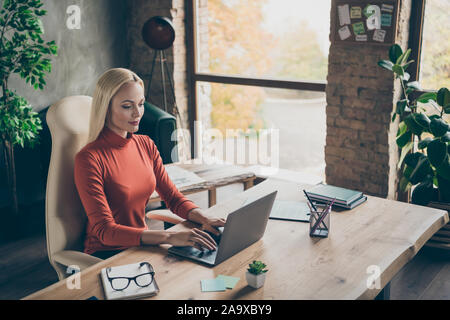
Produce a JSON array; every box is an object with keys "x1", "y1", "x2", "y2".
[
  {"x1": 165, "y1": 165, "x2": 206, "y2": 189},
  {"x1": 243, "y1": 197, "x2": 310, "y2": 222}
]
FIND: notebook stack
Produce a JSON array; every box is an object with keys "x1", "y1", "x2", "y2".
[{"x1": 304, "y1": 183, "x2": 367, "y2": 209}]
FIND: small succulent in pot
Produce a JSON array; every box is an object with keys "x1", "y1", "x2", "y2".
[{"x1": 246, "y1": 260, "x2": 268, "y2": 288}]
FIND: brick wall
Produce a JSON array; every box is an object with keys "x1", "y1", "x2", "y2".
[
  {"x1": 127, "y1": 0, "x2": 190, "y2": 159},
  {"x1": 325, "y1": 0, "x2": 412, "y2": 199}
]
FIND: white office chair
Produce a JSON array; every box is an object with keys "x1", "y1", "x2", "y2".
[{"x1": 45, "y1": 95, "x2": 182, "y2": 280}]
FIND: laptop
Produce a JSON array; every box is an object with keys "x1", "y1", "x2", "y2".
[{"x1": 168, "y1": 190, "x2": 278, "y2": 267}]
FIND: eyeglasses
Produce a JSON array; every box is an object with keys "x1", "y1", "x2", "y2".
[{"x1": 106, "y1": 262, "x2": 155, "y2": 291}]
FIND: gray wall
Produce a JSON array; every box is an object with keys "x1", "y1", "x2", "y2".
[
  {"x1": 1, "y1": 0, "x2": 129, "y2": 208},
  {"x1": 7, "y1": 0, "x2": 129, "y2": 112}
]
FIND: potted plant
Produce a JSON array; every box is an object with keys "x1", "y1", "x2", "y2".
[
  {"x1": 245, "y1": 260, "x2": 268, "y2": 289},
  {"x1": 378, "y1": 44, "x2": 450, "y2": 206},
  {"x1": 0, "y1": 0, "x2": 58, "y2": 215}
]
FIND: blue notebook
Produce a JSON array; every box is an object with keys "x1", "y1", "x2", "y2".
[{"x1": 305, "y1": 183, "x2": 363, "y2": 205}]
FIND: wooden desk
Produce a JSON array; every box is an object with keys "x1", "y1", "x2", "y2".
[
  {"x1": 148, "y1": 162, "x2": 256, "y2": 207},
  {"x1": 25, "y1": 178, "x2": 448, "y2": 300}
]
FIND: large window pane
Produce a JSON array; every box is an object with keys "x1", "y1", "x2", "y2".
[
  {"x1": 420, "y1": 0, "x2": 450, "y2": 89},
  {"x1": 197, "y1": 81, "x2": 326, "y2": 178},
  {"x1": 196, "y1": 0, "x2": 331, "y2": 82}
]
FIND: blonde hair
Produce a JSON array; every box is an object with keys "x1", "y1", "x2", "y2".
[{"x1": 88, "y1": 68, "x2": 144, "y2": 143}]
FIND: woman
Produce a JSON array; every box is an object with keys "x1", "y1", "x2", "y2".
[{"x1": 74, "y1": 68, "x2": 225, "y2": 260}]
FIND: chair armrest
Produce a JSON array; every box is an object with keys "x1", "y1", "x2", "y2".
[
  {"x1": 52, "y1": 250, "x2": 103, "y2": 271},
  {"x1": 146, "y1": 209, "x2": 185, "y2": 225}
]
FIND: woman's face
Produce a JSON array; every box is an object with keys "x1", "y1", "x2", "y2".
[{"x1": 106, "y1": 81, "x2": 145, "y2": 138}]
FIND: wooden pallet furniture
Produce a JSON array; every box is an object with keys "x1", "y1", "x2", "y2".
[{"x1": 426, "y1": 202, "x2": 450, "y2": 251}]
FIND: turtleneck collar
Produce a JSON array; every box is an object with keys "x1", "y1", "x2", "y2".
[{"x1": 100, "y1": 126, "x2": 133, "y2": 148}]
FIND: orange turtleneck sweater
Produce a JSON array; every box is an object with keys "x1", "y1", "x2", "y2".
[{"x1": 74, "y1": 126, "x2": 198, "y2": 255}]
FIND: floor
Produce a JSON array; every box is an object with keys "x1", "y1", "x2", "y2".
[{"x1": 0, "y1": 184, "x2": 449, "y2": 300}]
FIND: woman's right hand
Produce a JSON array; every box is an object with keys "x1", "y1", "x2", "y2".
[{"x1": 168, "y1": 228, "x2": 217, "y2": 251}]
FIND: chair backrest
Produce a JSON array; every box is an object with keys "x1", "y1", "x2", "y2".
[
  {"x1": 45, "y1": 96, "x2": 92, "y2": 264},
  {"x1": 138, "y1": 102, "x2": 178, "y2": 164}
]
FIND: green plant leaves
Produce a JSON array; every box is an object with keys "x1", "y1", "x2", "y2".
[
  {"x1": 436, "y1": 175, "x2": 450, "y2": 202},
  {"x1": 406, "y1": 81, "x2": 421, "y2": 91},
  {"x1": 382, "y1": 45, "x2": 413, "y2": 80},
  {"x1": 400, "y1": 72, "x2": 410, "y2": 81},
  {"x1": 445, "y1": 105, "x2": 450, "y2": 114},
  {"x1": 399, "y1": 176, "x2": 411, "y2": 193},
  {"x1": 404, "y1": 114, "x2": 423, "y2": 136},
  {"x1": 417, "y1": 92, "x2": 437, "y2": 103},
  {"x1": 395, "y1": 99, "x2": 408, "y2": 115},
  {"x1": 411, "y1": 181, "x2": 438, "y2": 206},
  {"x1": 441, "y1": 132, "x2": 450, "y2": 143},
  {"x1": 437, "y1": 88, "x2": 450, "y2": 107},
  {"x1": 396, "y1": 130, "x2": 412, "y2": 148},
  {"x1": 413, "y1": 113, "x2": 431, "y2": 130},
  {"x1": 403, "y1": 153, "x2": 433, "y2": 185},
  {"x1": 429, "y1": 118, "x2": 449, "y2": 137},
  {"x1": 398, "y1": 49, "x2": 411, "y2": 65},
  {"x1": 0, "y1": 0, "x2": 57, "y2": 92},
  {"x1": 389, "y1": 44, "x2": 403, "y2": 63},
  {"x1": 378, "y1": 45, "x2": 450, "y2": 203},
  {"x1": 248, "y1": 260, "x2": 268, "y2": 275},
  {"x1": 427, "y1": 139, "x2": 447, "y2": 168},
  {"x1": 436, "y1": 156, "x2": 450, "y2": 181},
  {"x1": 418, "y1": 137, "x2": 433, "y2": 149},
  {"x1": 392, "y1": 64, "x2": 404, "y2": 77},
  {"x1": 0, "y1": 91, "x2": 42, "y2": 148},
  {"x1": 396, "y1": 121, "x2": 412, "y2": 148},
  {"x1": 378, "y1": 60, "x2": 394, "y2": 71},
  {"x1": 398, "y1": 141, "x2": 413, "y2": 169}
]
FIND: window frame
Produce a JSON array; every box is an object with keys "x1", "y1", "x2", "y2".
[
  {"x1": 186, "y1": 0, "x2": 432, "y2": 157},
  {"x1": 408, "y1": 0, "x2": 427, "y2": 102},
  {"x1": 185, "y1": 0, "x2": 327, "y2": 158}
]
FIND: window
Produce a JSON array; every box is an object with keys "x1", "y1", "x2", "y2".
[
  {"x1": 197, "y1": 82, "x2": 326, "y2": 175},
  {"x1": 199, "y1": 0, "x2": 330, "y2": 82},
  {"x1": 419, "y1": 0, "x2": 450, "y2": 90},
  {"x1": 188, "y1": 0, "x2": 330, "y2": 179}
]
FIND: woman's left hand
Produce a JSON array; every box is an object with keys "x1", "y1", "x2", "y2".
[{"x1": 187, "y1": 208, "x2": 226, "y2": 236}]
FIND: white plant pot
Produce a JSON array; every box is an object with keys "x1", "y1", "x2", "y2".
[{"x1": 246, "y1": 271, "x2": 266, "y2": 289}]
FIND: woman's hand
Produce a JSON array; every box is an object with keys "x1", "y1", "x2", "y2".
[
  {"x1": 167, "y1": 228, "x2": 218, "y2": 251},
  {"x1": 187, "y1": 208, "x2": 226, "y2": 236},
  {"x1": 140, "y1": 208, "x2": 226, "y2": 251}
]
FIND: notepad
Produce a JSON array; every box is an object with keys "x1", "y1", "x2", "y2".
[
  {"x1": 201, "y1": 278, "x2": 226, "y2": 292},
  {"x1": 100, "y1": 262, "x2": 159, "y2": 300},
  {"x1": 270, "y1": 200, "x2": 310, "y2": 222},
  {"x1": 216, "y1": 275, "x2": 240, "y2": 289}
]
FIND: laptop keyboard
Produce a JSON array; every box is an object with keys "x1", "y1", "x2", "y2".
[
  {"x1": 207, "y1": 230, "x2": 222, "y2": 245},
  {"x1": 169, "y1": 228, "x2": 223, "y2": 264}
]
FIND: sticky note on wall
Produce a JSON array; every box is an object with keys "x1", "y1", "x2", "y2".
[
  {"x1": 373, "y1": 29, "x2": 387, "y2": 42},
  {"x1": 356, "y1": 34, "x2": 368, "y2": 42},
  {"x1": 338, "y1": 4, "x2": 351, "y2": 26},
  {"x1": 350, "y1": 6, "x2": 362, "y2": 19},
  {"x1": 338, "y1": 25, "x2": 352, "y2": 40},
  {"x1": 352, "y1": 22, "x2": 365, "y2": 35},
  {"x1": 381, "y1": 4, "x2": 394, "y2": 13},
  {"x1": 381, "y1": 13, "x2": 392, "y2": 27}
]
